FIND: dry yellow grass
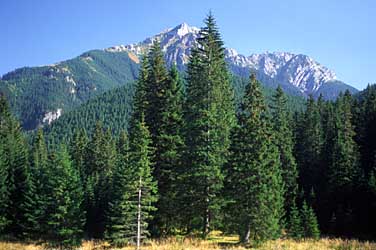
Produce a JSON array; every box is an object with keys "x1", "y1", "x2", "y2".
[{"x1": 1, "y1": 235, "x2": 375, "y2": 250}]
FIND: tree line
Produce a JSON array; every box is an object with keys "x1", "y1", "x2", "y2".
[{"x1": 1, "y1": 14, "x2": 376, "y2": 249}]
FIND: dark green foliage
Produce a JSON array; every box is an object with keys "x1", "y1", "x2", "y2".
[
  {"x1": 2, "y1": 14, "x2": 376, "y2": 244},
  {"x1": 0, "y1": 50, "x2": 139, "y2": 130},
  {"x1": 181, "y1": 13, "x2": 235, "y2": 236},
  {"x1": 45, "y1": 145, "x2": 85, "y2": 249},
  {"x1": 109, "y1": 115, "x2": 157, "y2": 246},
  {"x1": 226, "y1": 74, "x2": 284, "y2": 243},
  {"x1": 0, "y1": 95, "x2": 35, "y2": 237},
  {"x1": 326, "y1": 91, "x2": 360, "y2": 235},
  {"x1": 85, "y1": 122, "x2": 116, "y2": 238},
  {"x1": 28, "y1": 129, "x2": 49, "y2": 237},
  {"x1": 295, "y1": 96, "x2": 324, "y2": 196},
  {"x1": 70, "y1": 129, "x2": 89, "y2": 181},
  {"x1": 44, "y1": 83, "x2": 134, "y2": 145},
  {"x1": 0, "y1": 141, "x2": 9, "y2": 233},
  {"x1": 301, "y1": 201, "x2": 320, "y2": 239},
  {"x1": 127, "y1": 116, "x2": 158, "y2": 245},
  {"x1": 129, "y1": 56, "x2": 149, "y2": 127},
  {"x1": 105, "y1": 131, "x2": 133, "y2": 246},
  {"x1": 328, "y1": 91, "x2": 359, "y2": 191},
  {"x1": 270, "y1": 86, "x2": 298, "y2": 216},
  {"x1": 288, "y1": 202, "x2": 303, "y2": 239},
  {"x1": 150, "y1": 65, "x2": 185, "y2": 235}
]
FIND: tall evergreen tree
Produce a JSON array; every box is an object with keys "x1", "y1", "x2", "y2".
[
  {"x1": 182, "y1": 13, "x2": 235, "y2": 236},
  {"x1": 129, "y1": 55, "x2": 149, "y2": 129},
  {"x1": 70, "y1": 129, "x2": 89, "y2": 182},
  {"x1": 137, "y1": 41, "x2": 185, "y2": 235},
  {"x1": 0, "y1": 143, "x2": 8, "y2": 234},
  {"x1": 129, "y1": 116, "x2": 157, "y2": 247},
  {"x1": 151, "y1": 65, "x2": 185, "y2": 235},
  {"x1": 270, "y1": 86, "x2": 298, "y2": 216},
  {"x1": 356, "y1": 85, "x2": 376, "y2": 175},
  {"x1": 144, "y1": 40, "x2": 169, "y2": 140},
  {"x1": 226, "y1": 74, "x2": 284, "y2": 243},
  {"x1": 296, "y1": 96, "x2": 324, "y2": 197},
  {"x1": 45, "y1": 145, "x2": 85, "y2": 249},
  {"x1": 85, "y1": 122, "x2": 116, "y2": 238},
  {"x1": 29, "y1": 129, "x2": 49, "y2": 237},
  {"x1": 327, "y1": 91, "x2": 360, "y2": 235},
  {"x1": 105, "y1": 131, "x2": 132, "y2": 246},
  {"x1": 0, "y1": 95, "x2": 35, "y2": 237}
]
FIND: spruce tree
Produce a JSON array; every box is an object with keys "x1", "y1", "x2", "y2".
[
  {"x1": 270, "y1": 86, "x2": 298, "y2": 215},
  {"x1": 288, "y1": 201, "x2": 303, "y2": 240},
  {"x1": 327, "y1": 91, "x2": 360, "y2": 234},
  {"x1": 296, "y1": 96, "x2": 324, "y2": 197},
  {"x1": 105, "y1": 131, "x2": 130, "y2": 246},
  {"x1": 45, "y1": 145, "x2": 85, "y2": 248},
  {"x1": 151, "y1": 65, "x2": 185, "y2": 235},
  {"x1": 85, "y1": 122, "x2": 116, "y2": 238},
  {"x1": 129, "y1": 55, "x2": 149, "y2": 128},
  {"x1": 29, "y1": 129, "x2": 49, "y2": 237},
  {"x1": 136, "y1": 41, "x2": 185, "y2": 235},
  {"x1": 182, "y1": 13, "x2": 235, "y2": 236},
  {"x1": 301, "y1": 201, "x2": 320, "y2": 239},
  {"x1": 226, "y1": 74, "x2": 284, "y2": 243},
  {"x1": 0, "y1": 95, "x2": 35, "y2": 237},
  {"x1": 107, "y1": 115, "x2": 157, "y2": 247},
  {"x1": 70, "y1": 129, "x2": 89, "y2": 182},
  {"x1": 144, "y1": 40, "x2": 169, "y2": 140},
  {"x1": 0, "y1": 143, "x2": 8, "y2": 234}
]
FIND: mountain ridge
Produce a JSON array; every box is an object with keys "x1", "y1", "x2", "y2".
[
  {"x1": 0, "y1": 22, "x2": 358, "y2": 130},
  {"x1": 105, "y1": 22, "x2": 356, "y2": 97}
]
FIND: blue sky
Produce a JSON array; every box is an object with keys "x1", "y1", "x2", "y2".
[{"x1": 1, "y1": 0, "x2": 375, "y2": 90}]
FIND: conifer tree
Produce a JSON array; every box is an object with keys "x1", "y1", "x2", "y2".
[
  {"x1": 329, "y1": 92, "x2": 360, "y2": 190},
  {"x1": 296, "y1": 96, "x2": 324, "y2": 196},
  {"x1": 270, "y1": 86, "x2": 298, "y2": 215},
  {"x1": 129, "y1": 55, "x2": 149, "y2": 128},
  {"x1": 105, "y1": 132, "x2": 133, "y2": 246},
  {"x1": 150, "y1": 65, "x2": 185, "y2": 235},
  {"x1": 288, "y1": 201, "x2": 303, "y2": 240},
  {"x1": 0, "y1": 143, "x2": 8, "y2": 234},
  {"x1": 182, "y1": 13, "x2": 235, "y2": 236},
  {"x1": 226, "y1": 74, "x2": 284, "y2": 243},
  {"x1": 301, "y1": 201, "x2": 320, "y2": 239},
  {"x1": 85, "y1": 122, "x2": 116, "y2": 238},
  {"x1": 29, "y1": 129, "x2": 49, "y2": 237},
  {"x1": 70, "y1": 129, "x2": 89, "y2": 181},
  {"x1": 129, "y1": 116, "x2": 157, "y2": 247},
  {"x1": 45, "y1": 145, "x2": 85, "y2": 248},
  {"x1": 0, "y1": 95, "x2": 35, "y2": 236},
  {"x1": 136, "y1": 41, "x2": 185, "y2": 235},
  {"x1": 327, "y1": 91, "x2": 360, "y2": 234},
  {"x1": 144, "y1": 40, "x2": 169, "y2": 140}
]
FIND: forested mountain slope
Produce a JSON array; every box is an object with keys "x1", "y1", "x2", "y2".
[
  {"x1": 0, "y1": 24, "x2": 356, "y2": 131},
  {"x1": 0, "y1": 50, "x2": 139, "y2": 129},
  {"x1": 43, "y1": 75, "x2": 306, "y2": 145}
]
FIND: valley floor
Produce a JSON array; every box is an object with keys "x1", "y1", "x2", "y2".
[{"x1": 1, "y1": 234, "x2": 375, "y2": 250}]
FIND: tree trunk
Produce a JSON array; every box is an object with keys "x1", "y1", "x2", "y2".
[
  {"x1": 243, "y1": 223, "x2": 251, "y2": 244},
  {"x1": 203, "y1": 197, "x2": 210, "y2": 237}
]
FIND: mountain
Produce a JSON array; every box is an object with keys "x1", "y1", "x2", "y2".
[
  {"x1": 0, "y1": 23, "x2": 357, "y2": 130},
  {"x1": 107, "y1": 23, "x2": 357, "y2": 97},
  {"x1": 43, "y1": 76, "x2": 306, "y2": 145},
  {"x1": 0, "y1": 50, "x2": 139, "y2": 129}
]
